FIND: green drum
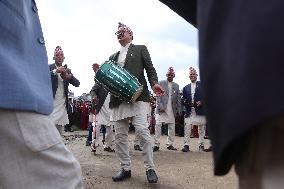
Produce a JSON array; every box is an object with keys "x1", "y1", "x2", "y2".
[{"x1": 95, "y1": 60, "x2": 143, "y2": 103}]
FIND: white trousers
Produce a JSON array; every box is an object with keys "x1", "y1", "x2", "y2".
[
  {"x1": 184, "y1": 117, "x2": 205, "y2": 146},
  {"x1": 92, "y1": 123, "x2": 114, "y2": 149},
  {"x1": 115, "y1": 114, "x2": 154, "y2": 171},
  {"x1": 0, "y1": 109, "x2": 83, "y2": 189},
  {"x1": 154, "y1": 122, "x2": 175, "y2": 147},
  {"x1": 133, "y1": 131, "x2": 140, "y2": 146}
]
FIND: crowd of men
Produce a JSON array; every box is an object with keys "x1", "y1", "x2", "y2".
[
  {"x1": 54, "y1": 22, "x2": 212, "y2": 184},
  {"x1": 3, "y1": 1, "x2": 283, "y2": 188}
]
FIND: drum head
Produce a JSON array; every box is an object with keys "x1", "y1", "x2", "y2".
[{"x1": 130, "y1": 86, "x2": 143, "y2": 103}]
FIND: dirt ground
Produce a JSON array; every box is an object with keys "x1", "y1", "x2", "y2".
[{"x1": 64, "y1": 131, "x2": 238, "y2": 189}]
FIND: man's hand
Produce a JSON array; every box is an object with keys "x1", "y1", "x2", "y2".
[
  {"x1": 92, "y1": 96, "x2": 99, "y2": 105},
  {"x1": 56, "y1": 66, "x2": 66, "y2": 74},
  {"x1": 61, "y1": 73, "x2": 72, "y2": 80},
  {"x1": 159, "y1": 108, "x2": 166, "y2": 112},
  {"x1": 92, "y1": 63, "x2": 100, "y2": 73},
  {"x1": 152, "y1": 84, "x2": 164, "y2": 96}
]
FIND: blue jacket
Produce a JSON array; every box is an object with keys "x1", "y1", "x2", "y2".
[
  {"x1": 182, "y1": 81, "x2": 205, "y2": 117},
  {"x1": 0, "y1": 0, "x2": 53, "y2": 115}
]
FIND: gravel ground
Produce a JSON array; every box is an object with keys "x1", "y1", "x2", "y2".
[{"x1": 64, "y1": 131, "x2": 238, "y2": 189}]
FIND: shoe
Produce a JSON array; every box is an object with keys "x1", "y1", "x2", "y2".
[
  {"x1": 91, "y1": 143, "x2": 96, "y2": 152},
  {"x1": 146, "y1": 169, "x2": 158, "y2": 183},
  {"x1": 104, "y1": 147, "x2": 115, "y2": 152},
  {"x1": 68, "y1": 128, "x2": 74, "y2": 132},
  {"x1": 86, "y1": 140, "x2": 91, "y2": 146},
  {"x1": 112, "y1": 169, "x2": 131, "y2": 182},
  {"x1": 167, "y1": 145, "x2": 177, "y2": 150},
  {"x1": 181, "y1": 145, "x2": 190, "y2": 152},
  {"x1": 134, "y1": 145, "x2": 142, "y2": 151},
  {"x1": 199, "y1": 144, "x2": 205, "y2": 151},
  {"x1": 153, "y1": 146, "x2": 159, "y2": 152},
  {"x1": 203, "y1": 146, "x2": 213, "y2": 152}
]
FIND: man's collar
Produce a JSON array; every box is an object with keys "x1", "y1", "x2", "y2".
[{"x1": 121, "y1": 42, "x2": 131, "y2": 49}]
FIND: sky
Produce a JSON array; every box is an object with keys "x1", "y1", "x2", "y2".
[{"x1": 36, "y1": 0, "x2": 198, "y2": 97}]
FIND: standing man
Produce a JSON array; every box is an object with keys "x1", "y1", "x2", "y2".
[
  {"x1": 109, "y1": 22, "x2": 164, "y2": 183},
  {"x1": 0, "y1": 1, "x2": 83, "y2": 188},
  {"x1": 90, "y1": 82, "x2": 115, "y2": 153},
  {"x1": 160, "y1": 1, "x2": 284, "y2": 188},
  {"x1": 181, "y1": 67, "x2": 206, "y2": 152},
  {"x1": 49, "y1": 46, "x2": 80, "y2": 135},
  {"x1": 153, "y1": 67, "x2": 181, "y2": 151}
]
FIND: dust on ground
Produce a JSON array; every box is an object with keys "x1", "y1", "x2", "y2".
[{"x1": 64, "y1": 131, "x2": 238, "y2": 189}]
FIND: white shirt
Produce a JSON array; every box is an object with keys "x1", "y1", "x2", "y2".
[
  {"x1": 190, "y1": 81, "x2": 196, "y2": 103},
  {"x1": 96, "y1": 93, "x2": 111, "y2": 125},
  {"x1": 117, "y1": 42, "x2": 131, "y2": 66}
]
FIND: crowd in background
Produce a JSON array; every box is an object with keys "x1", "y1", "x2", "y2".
[{"x1": 67, "y1": 92, "x2": 209, "y2": 140}]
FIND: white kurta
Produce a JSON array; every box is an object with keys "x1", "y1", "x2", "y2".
[
  {"x1": 156, "y1": 82, "x2": 175, "y2": 124},
  {"x1": 110, "y1": 42, "x2": 149, "y2": 121},
  {"x1": 50, "y1": 73, "x2": 69, "y2": 126},
  {"x1": 187, "y1": 82, "x2": 206, "y2": 125},
  {"x1": 97, "y1": 93, "x2": 111, "y2": 125}
]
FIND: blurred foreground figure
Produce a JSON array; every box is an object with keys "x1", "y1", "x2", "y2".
[
  {"x1": 0, "y1": 1, "x2": 83, "y2": 188},
  {"x1": 160, "y1": 1, "x2": 284, "y2": 188}
]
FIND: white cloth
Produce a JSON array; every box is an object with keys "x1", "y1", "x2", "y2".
[
  {"x1": 92, "y1": 123, "x2": 115, "y2": 150},
  {"x1": 110, "y1": 101, "x2": 150, "y2": 122},
  {"x1": 155, "y1": 82, "x2": 175, "y2": 124},
  {"x1": 50, "y1": 73, "x2": 69, "y2": 126},
  {"x1": 184, "y1": 119, "x2": 205, "y2": 146},
  {"x1": 93, "y1": 94, "x2": 115, "y2": 150},
  {"x1": 186, "y1": 108, "x2": 207, "y2": 126},
  {"x1": 190, "y1": 82, "x2": 196, "y2": 102},
  {"x1": 154, "y1": 123, "x2": 175, "y2": 147},
  {"x1": 117, "y1": 42, "x2": 131, "y2": 66},
  {"x1": 154, "y1": 82, "x2": 176, "y2": 147},
  {"x1": 97, "y1": 93, "x2": 111, "y2": 125},
  {"x1": 0, "y1": 109, "x2": 83, "y2": 189},
  {"x1": 115, "y1": 113, "x2": 154, "y2": 171},
  {"x1": 89, "y1": 113, "x2": 94, "y2": 123}
]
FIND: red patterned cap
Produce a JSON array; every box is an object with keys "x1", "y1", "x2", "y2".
[
  {"x1": 115, "y1": 22, "x2": 133, "y2": 37},
  {"x1": 166, "y1": 66, "x2": 175, "y2": 76},
  {"x1": 54, "y1": 46, "x2": 64, "y2": 56},
  {"x1": 189, "y1": 67, "x2": 197, "y2": 75}
]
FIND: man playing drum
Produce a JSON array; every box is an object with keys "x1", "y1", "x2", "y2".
[{"x1": 108, "y1": 22, "x2": 164, "y2": 183}]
